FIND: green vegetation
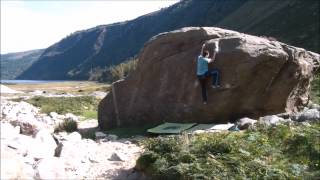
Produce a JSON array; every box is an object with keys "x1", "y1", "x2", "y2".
[
  {"x1": 89, "y1": 58, "x2": 138, "y2": 83},
  {"x1": 311, "y1": 73, "x2": 320, "y2": 104},
  {"x1": 54, "y1": 118, "x2": 78, "y2": 133},
  {"x1": 26, "y1": 96, "x2": 99, "y2": 119},
  {"x1": 137, "y1": 122, "x2": 320, "y2": 179}
]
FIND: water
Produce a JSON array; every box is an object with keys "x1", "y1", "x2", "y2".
[{"x1": 0, "y1": 80, "x2": 68, "y2": 84}]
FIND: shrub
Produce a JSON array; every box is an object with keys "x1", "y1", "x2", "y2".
[
  {"x1": 54, "y1": 119, "x2": 78, "y2": 133},
  {"x1": 137, "y1": 122, "x2": 320, "y2": 179}
]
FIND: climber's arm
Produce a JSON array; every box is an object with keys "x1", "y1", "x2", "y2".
[{"x1": 200, "y1": 44, "x2": 205, "y2": 55}]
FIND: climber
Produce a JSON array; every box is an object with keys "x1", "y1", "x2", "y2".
[{"x1": 196, "y1": 41, "x2": 220, "y2": 104}]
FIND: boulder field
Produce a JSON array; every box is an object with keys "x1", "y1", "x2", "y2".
[{"x1": 98, "y1": 27, "x2": 320, "y2": 130}]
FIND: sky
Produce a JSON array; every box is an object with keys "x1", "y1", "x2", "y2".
[{"x1": 1, "y1": 0, "x2": 179, "y2": 54}]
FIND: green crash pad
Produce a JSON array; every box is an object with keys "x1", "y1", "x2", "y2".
[
  {"x1": 147, "y1": 123, "x2": 196, "y2": 134},
  {"x1": 185, "y1": 124, "x2": 216, "y2": 133}
]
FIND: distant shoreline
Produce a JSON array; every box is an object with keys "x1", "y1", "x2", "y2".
[{"x1": 0, "y1": 80, "x2": 89, "y2": 84}]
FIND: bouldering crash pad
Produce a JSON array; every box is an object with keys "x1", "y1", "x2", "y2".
[{"x1": 147, "y1": 123, "x2": 196, "y2": 134}]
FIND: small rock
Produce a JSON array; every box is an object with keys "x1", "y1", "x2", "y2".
[
  {"x1": 109, "y1": 152, "x2": 124, "y2": 161},
  {"x1": 310, "y1": 103, "x2": 320, "y2": 110},
  {"x1": 106, "y1": 134, "x2": 118, "y2": 141},
  {"x1": 50, "y1": 112, "x2": 58, "y2": 118},
  {"x1": 260, "y1": 115, "x2": 284, "y2": 126},
  {"x1": 95, "y1": 131, "x2": 107, "y2": 139},
  {"x1": 50, "y1": 112, "x2": 65, "y2": 120},
  {"x1": 236, "y1": 117, "x2": 257, "y2": 130},
  {"x1": 65, "y1": 113, "x2": 79, "y2": 122},
  {"x1": 297, "y1": 109, "x2": 320, "y2": 122}
]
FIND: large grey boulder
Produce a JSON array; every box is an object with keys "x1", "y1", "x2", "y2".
[{"x1": 98, "y1": 27, "x2": 319, "y2": 129}]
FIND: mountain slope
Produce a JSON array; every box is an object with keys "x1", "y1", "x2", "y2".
[
  {"x1": 18, "y1": 0, "x2": 319, "y2": 80},
  {"x1": 1, "y1": 49, "x2": 44, "y2": 80}
]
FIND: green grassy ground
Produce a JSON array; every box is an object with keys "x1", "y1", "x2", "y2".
[
  {"x1": 137, "y1": 122, "x2": 320, "y2": 179},
  {"x1": 5, "y1": 81, "x2": 110, "y2": 95},
  {"x1": 311, "y1": 74, "x2": 320, "y2": 104},
  {"x1": 26, "y1": 96, "x2": 99, "y2": 120}
]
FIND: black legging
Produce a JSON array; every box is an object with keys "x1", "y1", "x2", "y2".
[{"x1": 197, "y1": 69, "x2": 220, "y2": 102}]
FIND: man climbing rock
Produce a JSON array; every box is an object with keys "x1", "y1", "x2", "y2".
[{"x1": 196, "y1": 41, "x2": 220, "y2": 104}]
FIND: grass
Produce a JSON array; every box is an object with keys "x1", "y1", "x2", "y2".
[
  {"x1": 82, "y1": 110, "x2": 97, "y2": 120},
  {"x1": 311, "y1": 73, "x2": 320, "y2": 104},
  {"x1": 54, "y1": 119, "x2": 78, "y2": 133},
  {"x1": 137, "y1": 122, "x2": 320, "y2": 179},
  {"x1": 26, "y1": 96, "x2": 99, "y2": 119}
]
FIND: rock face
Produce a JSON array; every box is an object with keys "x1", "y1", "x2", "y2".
[{"x1": 98, "y1": 27, "x2": 320, "y2": 130}]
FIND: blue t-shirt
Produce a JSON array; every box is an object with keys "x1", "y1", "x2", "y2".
[{"x1": 197, "y1": 55, "x2": 210, "y2": 75}]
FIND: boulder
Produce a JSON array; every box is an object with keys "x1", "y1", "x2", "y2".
[
  {"x1": 291, "y1": 108, "x2": 320, "y2": 122},
  {"x1": 98, "y1": 27, "x2": 320, "y2": 129},
  {"x1": 236, "y1": 117, "x2": 257, "y2": 130},
  {"x1": 1, "y1": 146, "x2": 34, "y2": 179},
  {"x1": 32, "y1": 129, "x2": 57, "y2": 158},
  {"x1": 35, "y1": 157, "x2": 68, "y2": 180},
  {"x1": 259, "y1": 115, "x2": 287, "y2": 126},
  {"x1": 0, "y1": 122, "x2": 20, "y2": 140}
]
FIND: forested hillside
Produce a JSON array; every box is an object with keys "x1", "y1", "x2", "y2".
[
  {"x1": 16, "y1": 0, "x2": 319, "y2": 80},
  {"x1": 1, "y1": 49, "x2": 44, "y2": 80}
]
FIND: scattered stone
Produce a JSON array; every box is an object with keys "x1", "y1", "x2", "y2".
[
  {"x1": 236, "y1": 117, "x2": 257, "y2": 130},
  {"x1": 310, "y1": 103, "x2": 320, "y2": 110},
  {"x1": 106, "y1": 134, "x2": 118, "y2": 141},
  {"x1": 90, "y1": 91, "x2": 108, "y2": 99},
  {"x1": 50, "y1": 112, "x2": 65, "y2": 120},
  {"x1": 292, "y1": 109, "x2": 320, "y2": 122},
  {"x1": 65, "y1": 113, "x2": 79, "y2": 122},
  {"x1": 260, "y1": 115, "x2": 285, "y2": 126},
  {"x1": 95, "y1": 131, "x2": 107, "y2": 139},
  {"x1": 109, "y1": 152, "x2": 124, "y2": 161}
]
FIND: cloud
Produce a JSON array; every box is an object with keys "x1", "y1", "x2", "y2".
[{"x1": 1, "y1": 0, "x2": 179, "y2": 54}]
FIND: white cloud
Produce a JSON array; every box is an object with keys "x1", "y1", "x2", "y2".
[{"x1": 1, "y1": 0, "x2": 179, "y2": 54}]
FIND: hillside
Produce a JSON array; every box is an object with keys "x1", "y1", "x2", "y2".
[
  {"x1": 0, "y1": 49, "x2": 44, "y2": 80},
  {"x1": 17, "y1": 0, "x2": 319, "y2": 80}
]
